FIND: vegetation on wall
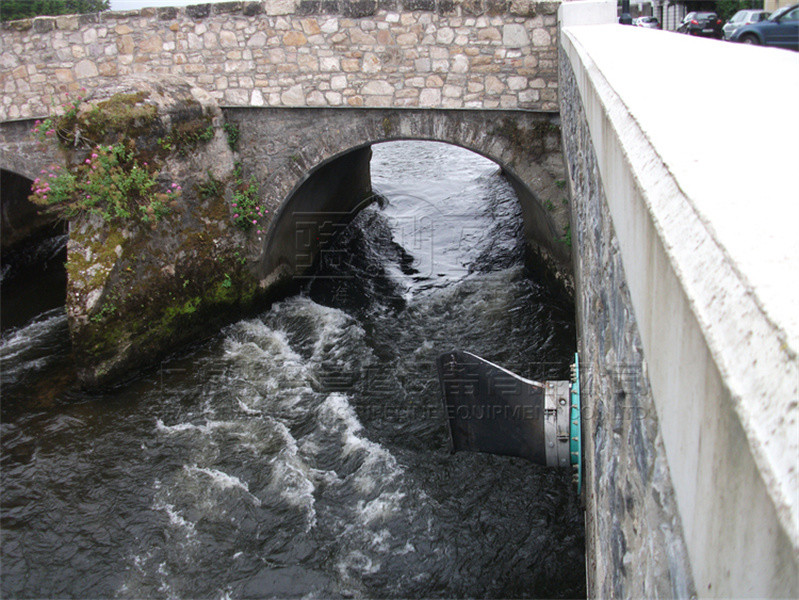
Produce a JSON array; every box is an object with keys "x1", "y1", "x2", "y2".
[
  {"x1": 29, "y1": 91, "x2": 185, "y2": 226},
  {"x1": 0, "y1": 0, "x2": 109, "y2": 22}
]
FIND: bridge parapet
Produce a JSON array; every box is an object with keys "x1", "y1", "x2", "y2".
[
  {"x1": 0, "y1": 0, "x2": 560, "y2": 121},
  {"x1": 559, "y1": 5, "x2": 799, "y2": 596}
]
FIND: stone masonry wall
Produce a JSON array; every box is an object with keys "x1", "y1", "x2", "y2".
[
  {"x1": 559, "y1": 44, "x2": 696, "y2": 598},
  {"x1": 0, "y1": 0, "x2": 560, "y2": 121}
]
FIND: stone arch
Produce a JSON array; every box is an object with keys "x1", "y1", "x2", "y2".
[
  {"x1": 223, "y1": 108, "x2": 569, "y2": 284},
  {"x1": 1, "y1": 167, "x2": 64, "y2": 253}
]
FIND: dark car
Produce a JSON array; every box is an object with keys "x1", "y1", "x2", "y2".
[
  {"x1": 677, "y1": 11, "x2": 723, "y2": 38},
  {"x1": 634, "y1": 16, "x2": 661, "y2": 29},
  {"x1": 730, "y1": 3, "x2": 799, "y2": 49},
  {"x1": 723, "y1": 9, "x2": 770, "y2": 40}
]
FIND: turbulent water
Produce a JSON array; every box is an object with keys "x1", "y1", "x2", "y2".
[{"x1": 0, "y1": 142, "x2": 584, "y2": 599}]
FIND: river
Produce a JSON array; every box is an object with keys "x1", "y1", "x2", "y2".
[{"x1": 0, "y1": 142, "x2": 584, "y2": 598}]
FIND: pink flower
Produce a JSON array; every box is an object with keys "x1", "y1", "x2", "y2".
[
  {"x1": 233, "y1": 213, "x2": 239, "y2": 218},
  {"x1": 252, "y1": 219, "x2": 257, "y2": 224},
  {"x1": 91, "y1": 153, "x2": 98, "y2": 159},
  {"x1": 85, "y1": 159, "x2": 91, "y2": 164},
  {"x1": 231, "y1": 203, "x2": 237, "y2": 208}
]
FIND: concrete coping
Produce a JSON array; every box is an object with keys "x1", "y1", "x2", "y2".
[{"x1": 561, "y1": 24, "x2": 799, "y2": 551}]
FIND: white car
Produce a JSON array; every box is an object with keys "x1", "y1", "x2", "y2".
[{"x1": 723, "y1": 9, "x2": 770, "y2": 40}]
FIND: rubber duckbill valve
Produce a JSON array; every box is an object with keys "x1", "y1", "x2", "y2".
[{"x1": 436, "y1": 351, "x2": 582, "y2": 493}]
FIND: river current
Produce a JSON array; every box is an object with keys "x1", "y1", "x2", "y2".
[{"x1": 0, "y1": 142, "x2": 584, "y2": 598}]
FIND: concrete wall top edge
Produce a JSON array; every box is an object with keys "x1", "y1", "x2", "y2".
[{"x1": 561, "y1": 24, "x2": 799, "y2": 552}]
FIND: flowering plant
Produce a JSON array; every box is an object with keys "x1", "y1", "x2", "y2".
[{"x1": 30, "y1": 142, "x2": 180, "y2": 224}]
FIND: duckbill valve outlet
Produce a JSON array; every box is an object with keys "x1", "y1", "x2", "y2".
[{"x1": 436, "y1": 350, "x2": 582, "y2": 493}]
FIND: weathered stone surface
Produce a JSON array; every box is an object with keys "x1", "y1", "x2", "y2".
[
  {"x1": 24, "y1": 75, "x2": 268, "y2": 389},
  {"x1": 0, "y1": 0, "x2": 560, "y2": 118},
  {"x1": 559, "y1": 49, "x2": 695, "y2": 600}
]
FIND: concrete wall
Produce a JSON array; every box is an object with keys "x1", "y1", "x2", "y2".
[
  {"x1": 560, "y1": 9, "x2": 798, "y2": 597},
  {"x1": 0, "y1": 0, "x2": 562, "y2": 121}
]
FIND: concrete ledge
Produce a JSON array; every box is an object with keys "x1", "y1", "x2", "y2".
[{"x1": 561, "y1": 24, "x2": 798, "y2": 596}]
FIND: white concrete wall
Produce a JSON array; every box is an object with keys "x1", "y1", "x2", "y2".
[{"x1": 560, "y1": 21, "x2": 799, "y2": 597}]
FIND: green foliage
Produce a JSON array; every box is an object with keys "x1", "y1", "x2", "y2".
[
  {"x1": 231, "y1": 164, "x2": 268, "y2": 233},
  {"x1": 715, "y1": 0, "x2": 764, "y2": 22},
  {"x1": 223, "y1": 122, "x2": 240, "y2": 152},
  {"x1": 32, "y1": 91, "x2": 84, "y2": 145},
  {"x1": 221, "y1": 273, "x2": 233, "y2": 289},
  {"x1": 558, "y1": 225, "x2": 572, "y2": 247},
  {"x1": 197, "y1": 172, "x2": 223, "y2": 200},
  {"x1": 30, "y1": 142, "x2": 180, "y2": 225},
  {"x1": 544, "y1": 199, "x2": 555, "y2": 211},
  {"x1": 555, "y1": 179, "x2": 567, "y2": 190},
  {"x1": 157, "y1": 121, "x2": 214, "y2": 157},
  {"x1": 0, "y1": 0, "x2": 109, "y2": 21}
]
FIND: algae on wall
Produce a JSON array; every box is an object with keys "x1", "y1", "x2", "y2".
[{"x1": 34, "y1": 75, "x2": 272, "y2": 389}]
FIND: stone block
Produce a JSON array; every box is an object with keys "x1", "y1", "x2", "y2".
[
  {"x1": 56, "y1": 16, "x2": 80, "y2": 31},
  {"x1": 402, "y1": 0, "x2": 435, "y2": 11},
  {"x1": 32, "y1": 17, "x2": 56, "y2": 33},
  {"x1": 343, "y1": 0, "x2": 377, "y2": 18},
  {"x1": 213, "y1": 2, "x2": 244, "y2": 14},
  {"x1": 419, "y1": 87, "x2": 441, "y2": 104},
  {"x1": 502, "y1": 23, "x2": 529, "y2": 47},
  {"x1": 186, "y1": 4, "x2": 212, "y2": 19},
  {"x1": 282, "y1": 31, "x2": 308, "y2": 45},
  {"x1": 157, "y1": 7, "x2": 178, "y2": 20}
]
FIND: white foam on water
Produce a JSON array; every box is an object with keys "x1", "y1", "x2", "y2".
[
  {"x1": 318, "y1": 393, "x2": 401, "y2": 493},
  {"x1": 184, "y1": 465, "x2": 262, "y2": 506},
  {"x1": 224, "y1": 322, "x2": 313, "y2": 394},
  {"x1": 337, "y1": 549, "x2": 382, "y2": 580},
  {"x1": 236, "y1": 397, "x2": 261, "y2": 415},
  {"x1": 0, "y1": 310, "x2": 66, "y2": 359},
  {"x1": 154, "y1": 501, "x2": 196, "y2": 538},
  {"x1": 370, "y1": 528, "x2": 392, "y2": 553},
  {"x1": 267, "y1": 419, "x2": 319, "y2": 530},
  {"x1": 155, "y1": 419, "x2": 239, "y2": 435},
  {"x1": 398, "y1": 541, "x2": 416, "y2": 555},
  {"x1": 356, "y1": 490, "x2": 407, "y2": 525}
]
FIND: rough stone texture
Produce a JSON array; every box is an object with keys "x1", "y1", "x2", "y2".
[
  {"x1": 43, "y1": 75, "x2": 268, "y2": 389},
  {"x1": 0, "y1": 88, "x2": 569, "y2": 388},
  {"x1": 559, "y1": 48, "x2": 695, "y2": 598},
  {"x1": 0, "y1": 0, "x2": 561, "y2": 120},
  {"x1": 218, "y1": 106, "x2": 571, "y2": 286}
]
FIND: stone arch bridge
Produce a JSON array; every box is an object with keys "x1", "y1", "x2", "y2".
[{"x1": 1, "y1": 0, "x2": 569, "y2": 279}]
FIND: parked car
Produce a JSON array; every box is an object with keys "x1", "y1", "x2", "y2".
[
  {"x1": 730, "y1": 3, "x2": 799, "y2": 49},
  {"x1": 723, "y1": 9, "x2": 770, "y2": 40},
  {"x1": 677, "y1": 12, "x2": 723, "y2": 38},
  {"x1": 634, "y1": 16, "x2": 661, "y2": 29}
]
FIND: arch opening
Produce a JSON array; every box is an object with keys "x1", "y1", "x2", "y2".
[
  {"x1": 259, "y1": 138, "x2": 570, "y2": 298},
  {"x1": 1, "y1": 168, "x2": 68, "y2": 332}
]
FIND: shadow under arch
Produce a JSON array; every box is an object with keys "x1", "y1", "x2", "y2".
[
  {"x1": 259, "y1": 137, "x2": 565, "y2": 287},
  {"x1": 1, "y1": 167, "x2": 68, "y2": 332},
  {"x1": 1, "y1": 168, "x2": 64, "y2": 253}
]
